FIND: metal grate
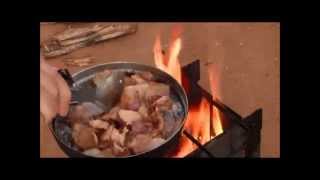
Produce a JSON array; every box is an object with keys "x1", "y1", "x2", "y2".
[{"x1": 180, "y1": 60, "x2": 262, "y2": 158}]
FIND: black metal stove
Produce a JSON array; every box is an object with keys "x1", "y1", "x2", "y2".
[{"x1": 174, "y1": 60, "x2": 262, "y2": 158}]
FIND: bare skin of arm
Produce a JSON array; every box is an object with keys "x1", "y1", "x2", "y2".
[{"x1": 40, "y1": 55, "x2": 71, "y2": 124}]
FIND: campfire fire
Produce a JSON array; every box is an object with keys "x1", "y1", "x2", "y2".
[
  {"x1": 153, "y1": 28, "x2": 182, "y2": 85},
  {"x1": 153, "y1": 26, "x2": 224, "y2": 157}
]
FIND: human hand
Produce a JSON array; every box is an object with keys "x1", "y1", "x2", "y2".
[{"x1": 40, "y1": 56, "x2": 71, "y2": 124}]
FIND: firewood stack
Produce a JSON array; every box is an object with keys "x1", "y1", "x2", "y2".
[{"x1": 41, "y1": 23, "x2": 138, "y2": 58}]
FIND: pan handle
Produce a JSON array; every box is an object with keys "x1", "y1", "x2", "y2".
[
  {"x1": 57, "y1": 68, "x2": 74, "y2": 87},
  {"x1": 57, "y1": 68, "x2": 79, "y2": 105},
  {"x1": 50, "y1": 69, "x2": 74, "y2": 129}
]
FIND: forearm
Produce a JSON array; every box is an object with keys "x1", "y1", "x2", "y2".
[{"x1": 40, "y1": 112, "x2": 45, "y2": 123}]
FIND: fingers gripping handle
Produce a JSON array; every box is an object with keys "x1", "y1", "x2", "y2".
[
  {"x1": 51, "y1": 69, "x2": 74, "y2": 127},
  {"x1": 57, "y1": 69, "x2": 74, "y2": 87}
]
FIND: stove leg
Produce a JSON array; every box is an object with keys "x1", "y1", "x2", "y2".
[{"x1": 244, "y1": 109, "x2": 262, "y2": 157}]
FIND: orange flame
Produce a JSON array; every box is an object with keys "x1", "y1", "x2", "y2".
[
  {"x1": 173, "y1": 98, "x2": 210, "y2": 157},
  {"x1": 153, "y1": 26, "x2": 223, "y2": 157},
  {"x1": 208, "y1": 64, "x2": 223, "y2": 135},
  {"x1": 153, "y1": 26, "x2": 182, "y2": 85},
  {"x1": 212, "y1": 107, "x2": 223, "y2": 136}
]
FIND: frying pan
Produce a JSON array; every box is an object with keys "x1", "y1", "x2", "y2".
[{"x1": 51, "y1": 61, "x2": 188, "y2": 158}]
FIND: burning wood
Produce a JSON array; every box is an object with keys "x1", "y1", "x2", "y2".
[{"x1": 41, "y1": 23, "x2": 138, "y2": 58}]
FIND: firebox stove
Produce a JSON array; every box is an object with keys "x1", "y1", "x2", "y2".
[{"x1": 169, "y1": 60, "x2": 262, "y2": 158}]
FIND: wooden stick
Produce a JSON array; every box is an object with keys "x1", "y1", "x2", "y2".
[{"x1": 41, "y1": 23, "x2": 138, "y2": 58}]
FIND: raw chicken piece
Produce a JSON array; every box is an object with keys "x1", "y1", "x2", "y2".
[
  {"x1": 131, "y1": 121, "x2": 153, "y2": 134},
  {"x1": 68, "y1": 102, "x2": 104, "y2": 124},
  {"x1": 138, "y1": 71, "x2": 154, "y2": 81},
  {"x1": 120, "y1": 88, "x2": 140, "y2": 110},
  {"x1": 156, "y1": 112, "x2": 165, "y2": 133},
  {"x1": 145, "y1": 82, "x2": 170, "y2": 104},
  {"x1": 72, "y1": 123, "x2": 98, "y2": 150},
  {"x1": 118, "y1": 109, "x2": 142, "y2": 125},
  {"x1": 128, "y1": 134, "x2": 153, "y2": 154},
  {"x1": 138, "y1": 103, "x2": 148, "y2": 119},
  {"x1": 131, "y1": 74, "x2": 146, "y2": 84},
  {"x1": 122, "y1": 126, "x2": 129, "y2": 134},
  {"x1": 123, "y1": 76, "x2": 137, "y2": 86},
  {"x1": 100, "y1": 125, "x2": 128, "y2": 147},
  {"x1": 98, "y1": 140, "x2": 112, "y2": 149},
  {"x1": 100, "y1": 126, "x2": 115, "y2": 141},
  {"x1": 109, "y1": 127, "x2": 130, "y2": 155},
  {"x1": 89, "y1": 119, "x2": 110, "y2": 130},
  {"x1": 120, "y1": 84, "x2": 149, "y2": 110},
  {"x1": 133, "y1": 83, "x2": 150, "y2": 97},
  {"x1": 112, "y1": 143, "x2": 130, "y2": 156},
  {"x1": 153, "y1": 95, "x2": 173, "y2": 111},
  {"x1": 110, "y1": 128, "x2": 126, "y2": 146},
  {"x1": 122, "y1": 83, "x2": 149, "y2": 96},
  {"x1": 101, "y1": 106, "x2": 120, "y2": 120},
  {"x1": 120, "y1": 91, "x2": 140, "y2": 111},
  {"x1": 149, "y1": 111, "x2": 165, "y2": 137}
]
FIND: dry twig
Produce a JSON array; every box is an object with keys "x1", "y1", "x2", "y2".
[{"x1": 41, "y1": 23, "x2": 138, "y2": 58}]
